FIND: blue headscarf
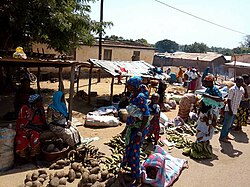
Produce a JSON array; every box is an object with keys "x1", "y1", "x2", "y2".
[
  {"x1": 49, "y1": 91, "x2": 68, "y2": 117},
  {"x1": 28, "y1": 94, "x2": 41, "y2": 104},
  {"x1": 127, "y1": 76, "x2": 149, "y2": 98},
  {"x1": 127, "y1": 76, "x2": 142, "y2": 89},
  {"x1": 202, "y1": 67, "x2": 210, "y2": 81}
]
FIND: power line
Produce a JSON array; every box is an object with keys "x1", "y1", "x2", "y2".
[{"x1": 154, "y1": 0, "x2": 248, "y2": 35}]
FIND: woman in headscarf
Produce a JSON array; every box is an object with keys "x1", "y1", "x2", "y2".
[
  {"x1": 186, "y1": 75, "x2": 224, "y2": 159},
  {"x1": 121, "y1": 76, "x2": 150, "y2": 186},
  {"x1": 202, "y1": 67, "x2": 210, "y2": 86},
  {"x1": 47, "y1": 91, "x2": 81, "y2": 148},
  {"x1": 15, "y1": 94, "x2": 47, "y2": 165}
]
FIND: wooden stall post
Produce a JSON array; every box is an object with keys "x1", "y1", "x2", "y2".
[
  {"x1": 110, "y1": 76, "x2": 114, "y2": 102},
  {"x1": 68, "y1": 63, "x2": 76, "y2": 121},
  {"x1": 58, "y1": 67, "x2": 64, "y2": 91},
  {"x1": 37, "y1": 67, "x2": 41, "y2": 94},
  {"x1": 88, "y1": 62, "x2": 94, "y2": 104},
  {"x1": 97, "y1": 69, "x2": 101, "y2": 83},
  {"x1": 76, "y1": 66, "x2": 81, "y2": 93}
]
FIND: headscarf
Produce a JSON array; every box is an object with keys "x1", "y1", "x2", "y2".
[
  {"x1": 127, "y1": 76, "x2": 142, "y2": 90},
  {"x1": 49, "y1": 91, "x2": 68, "y2": 117},
  {"x1": 28, "y1": 94, "x2": 41, "y2": 104},
  {"x1": 203, "y1": 74, "x2": 214, "y2": 82},
  {"x1": 202, "y1": 67, "x2": 210, "y2": 81}
]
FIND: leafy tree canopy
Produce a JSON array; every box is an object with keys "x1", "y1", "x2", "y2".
[
  {"x1": 104, "y1": 35, "x2": 151, "y2": 46},
  {"x1": 181, "y1": 42, "x2": 209, "y2": 53},
  {"x1": 155, "y1": 39, "x2": 179, "y2": 53},
  {"x1": 0, "y1": 0, "x2": 112, "y2": 53},
  {"x1": 242, "y1": 35, "x2": 250, "y2": 48}
]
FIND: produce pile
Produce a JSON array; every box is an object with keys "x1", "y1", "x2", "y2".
[
  {"x1": 104, "y1": 134, "x2": 149, "y2": 174},
  {"x1": 165, "y1": 121, "x2": 221, "y2": 159},
  {"x1": 165, "y1": 124, "x2": 196, "y2": 149},
  {"x1": 22, "y1": 144, "x2": 122, "y2": 187},
  {"x1": 183, "y1": 141, "x2": 213, "y2": 159}
]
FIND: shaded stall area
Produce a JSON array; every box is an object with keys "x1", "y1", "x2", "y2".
[
  {"x1": 0, "y1": 58, "x2": 78, "y2": 120},
  {"x1": 85, "y1": 59, "x2": 164, "y2": 104}
]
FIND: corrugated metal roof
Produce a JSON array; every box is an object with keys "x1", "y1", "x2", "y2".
[
  {"x1": 155, "y1": 52, "x2": 223, "y2": 62},
  {"x1": 89, "y1": 59, "x2": 165, "y2": 79},
  {"x1": 225, "y1": 61, "x2": 250, "y2": 68}
]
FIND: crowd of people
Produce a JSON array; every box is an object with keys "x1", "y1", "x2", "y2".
[
  {"x1": 9, "y1": 65, "x2": 250, "y2": 186},
  {"x1": 166, "y1": 66, "x2": 204, "y2": 92},
  {"x1": 120, "y1": 69, "x2": 249, "y2": 185}
]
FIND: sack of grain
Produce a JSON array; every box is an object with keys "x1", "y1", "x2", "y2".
[{"x1": 0, "y1": 127, "x2": 16, "y2": 171}]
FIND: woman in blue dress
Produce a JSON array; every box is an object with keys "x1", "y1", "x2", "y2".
[{"x1": 121, "y1": 76, "x2": 150, "y2": 186}]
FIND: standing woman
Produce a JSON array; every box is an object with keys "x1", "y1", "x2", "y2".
[
  {"x1": 47, "y1": 91, "x2": 81, "y2": 148},
  {"x1": 121, "y1": 76, "x2": 150, "y2": 186}
]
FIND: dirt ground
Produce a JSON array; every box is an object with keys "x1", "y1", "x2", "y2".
[{"x1": 0, "y1": 77, "x2": 250, "y2": 187}]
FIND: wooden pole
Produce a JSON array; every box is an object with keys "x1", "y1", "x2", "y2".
[
  {"x1": 110, "y1": 76, "x2": 114, "y2": 102},
  {"x1": 97, "y1": 69, "x2": 101, "y2": 83},
  {"x1": 88, "y1": 63, "x2": 94, "y2": 104},
  {"x1": 68, "y1": 64, "x2": 76, "y2": 121},
  {"x1": 234, "y1": 55, "x2": 236, "y2": 80},
  {"x1": 37, "y1": 67, "x2": 41, "y2": 94},
  {"x1": 98, "y1": 0, "x2": 104, "y2": 61},
  {"x1": 76, "y1": 66, "x2": 81, "y2": 93},
  {"x1": 58, "y1": 67, "x2": 64, "y2": 91}
]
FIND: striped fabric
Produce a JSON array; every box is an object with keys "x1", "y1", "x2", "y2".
[{"x1": 141, "y1": 145, "x2": 187, "y2": 187}]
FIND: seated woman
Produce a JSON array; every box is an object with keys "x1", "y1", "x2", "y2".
[
  {"x1": 15, "y1": 94, "x2": 47, "y2": 165},
  {"x1": 47, "y1": 91, "x2": 81, "y2": 148}
]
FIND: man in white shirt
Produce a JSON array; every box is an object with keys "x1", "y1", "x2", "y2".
[{"x1": 219, "y1": 76, "x2": 247, "y2": 142}]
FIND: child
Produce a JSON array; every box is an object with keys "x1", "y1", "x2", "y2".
[
  {"x1": 157, "y1": 80, "x2": 168, "y2": 111},
  {"x1": 147, "y1": 93, "x2": 161, "y2": 146}
]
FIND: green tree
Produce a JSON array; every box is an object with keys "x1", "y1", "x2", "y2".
[
  {"x1": 183, "y1": 42, "x2": 209, "y2": 53},
  {"x1": 242, "y1": 35, "x2": 250, "y2": 47},
  {"x1": 209, "y1": 46, "x2": 233, "y2": 55},
  {"x1": 155, "y1": 39, "x2": 179, "y2": 53},
  {"x1": 106, "y1": 35, "x2": 124, "y2": 41},
  {"x1": 135, "y1": 38, "x2": 149, "y2": 45},
  {"x1": 0, "y1": 0, "x2": 112, "y2": 53}
]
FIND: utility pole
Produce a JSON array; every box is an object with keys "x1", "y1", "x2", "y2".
[{"x1": 98, "y1": 0, "x2": 104, "y2": 60}]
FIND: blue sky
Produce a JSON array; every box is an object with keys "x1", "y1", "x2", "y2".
[{"x1": 89, "y1": 0, "x2": 250, "y2": 49}]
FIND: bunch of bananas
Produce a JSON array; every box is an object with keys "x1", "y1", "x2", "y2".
[
  {"x1": 183, "y1": 141, "x2": 212, "y2": 159},
  {"x1": 104, "y1": 134, "x2": 150, "y2": 174},
  {"x1": 166, "y1": 131, "x2": 193, "y2": 149}
]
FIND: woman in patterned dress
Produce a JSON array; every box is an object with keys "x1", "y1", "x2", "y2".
[
  {"x1": 121, "y1": 76, "x2": 150, "y2": 186},
  {"x1": 15, "y1": 94, "x2": 47, "y2": 165}
]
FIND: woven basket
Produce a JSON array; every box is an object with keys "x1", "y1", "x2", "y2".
[{"x1": 41, "y1": 144, "x2": 69, "y2": 162}]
